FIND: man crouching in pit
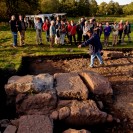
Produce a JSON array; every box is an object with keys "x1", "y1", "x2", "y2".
[{"x1": 78, "y1": 29, "x2": 104, "y2": 68}]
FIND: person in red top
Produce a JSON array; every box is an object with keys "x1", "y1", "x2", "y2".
[
  {"x1": 66, "y1": 21, "x2": 71, "y2": 44},
  {"x1": 42, "y1": 18, "x2": 50, "y2": 42},
  {"x1": 67, "y1": 20, "x2": 77, "y2": 45}
]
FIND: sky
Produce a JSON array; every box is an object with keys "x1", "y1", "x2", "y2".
[{"x1": 96, "y1": 0, "x2": 132, "y2": 5}]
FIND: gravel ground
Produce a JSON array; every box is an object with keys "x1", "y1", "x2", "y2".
[{"x1": 29, "y1": 52, "x2": 133, "y2": 133}]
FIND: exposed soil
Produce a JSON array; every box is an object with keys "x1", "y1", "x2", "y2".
[
  {"x1": 27, "y1": 52, "x2": 133, "y2": 133},
  {"x1": 1, "y1": 51, "x2": 133, "y2": 133}
]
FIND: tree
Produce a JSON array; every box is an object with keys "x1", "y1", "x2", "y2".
[
  {"x1": 40, "y1": 0, "x2": 60, "y2": 13},
  {"x1": 106, "y1": 0, "x2": 115, "y2": 15},
  {"x1": 0, "y1": 0, "x2": 7, "y2": 21},
  {"x1": 97, "y1": 2, "x2": 108, "y2": 15},
  {"x1": 113, "y1": 2, "x2": 123, "y2": 15},
  {"x1": 5, "y1": 0, "x2": 19, "y2": 17},
  {"x1": 18, "y1": 0, "x2": 39, "y2": 15},
  {"x1": 89, "y1": 0, "x2": 98, "y2": 16},
  {"x1": 0, "y1": 0, "x2": 132, "y2": 21},
  {"x1": 3, "y1": 0, "x2": 39, "y2": 18},
  {"x1": 123, "y1": 2, "x2": 133, "y2": 15},
  {"x1": 76, "y1": 0, "x2": 90, "y2": 16},
  {"x1": 58, "y1": 0, "x2": 90, "y2": 17}
]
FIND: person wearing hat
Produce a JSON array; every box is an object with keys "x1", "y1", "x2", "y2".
[{"x1": 78, "y1": 29, "x2": 104, "y2": 68}]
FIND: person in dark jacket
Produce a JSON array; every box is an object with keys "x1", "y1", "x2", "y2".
[
  {"x1": 9, "y1": 15, "x2": 18, "y2": 48},
  {"x1": 76, "y1": 20, "x2": 83, "y2": 44},
  {"x1": 18, "y1": 15, "x2": 27, "y2": 46},
  {"x1": 122, "y1": 21, "x2": 131, "y2": 43},
  {"x1": 94, "y1": 22, "x2": 103, "y2": 38},
  {"x1": 78, "y1": 29, "x2": 104, "y2": 68}
]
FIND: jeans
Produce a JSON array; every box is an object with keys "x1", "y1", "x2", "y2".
[
  {"x1": 118, "y1": 30, "x2": 123, "y2": 43},
  {"x1": 69, "y1": 35, "x2": 76, "y2": 45},
  {"x1": 36, "y1": 29, "x2": 42, "y2": 44},
  {"x1": 104, "y1": 35, "x2": 109, "y2": 46},
  {"x1": 19, "y1": 30, "x2": 25, "y2": 46},
  {"x1": 90, "y1": 52, "x2": 103, "y2": 67},
  {"x1": 112, "y1": 34, "x2": 118, "y2": 45},
  {"x1": 83, "y1": 35, "x2": 89, "y2": 42},
  {"x1": 122, "y1": 33, "x2": 131, "y2": 42},
  {"x1": 60, "y1": 33, "x2": 65, "y2": 45},
  {"x1": 46, "y1": 30, "x2": 49, "y2": 42},
  {"x1": 77, "y1": 32, "x2": 82, "y2": 43},
  {"x1": 12, "y1": 32, "x2": 17, "y2": 46}
]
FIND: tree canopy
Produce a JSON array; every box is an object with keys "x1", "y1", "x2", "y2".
[{"x1": 0, "y1": 0, "x2": 133, "y2": 21}]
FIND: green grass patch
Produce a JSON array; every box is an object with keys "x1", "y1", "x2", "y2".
[
  {"x1": 68, "y1": 15, "x2": 133, "y2": 23},
  {"x1": 0, "y1": 24, "x2": 133, "y2": 70}
]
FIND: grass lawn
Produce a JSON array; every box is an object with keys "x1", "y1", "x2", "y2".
[
  {"x1": 0, "y1": 24, "x2": 133, "y2": 70},
  {"x1": 69, "y1": 15, "x2": 133, "y2": 23}
]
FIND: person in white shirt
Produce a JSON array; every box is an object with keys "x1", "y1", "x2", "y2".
[
  {"x1": 35, "y1": 17, "x2": 43, "y2": 45},
  {"x1": 50, "y1": 20, "x2": 56, "y2": 47},
  {"x1": 83, "y1": 21, "x2": 89, "y2": 41}
]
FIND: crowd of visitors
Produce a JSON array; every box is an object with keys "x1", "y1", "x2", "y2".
[{"x1": 9, "y1": 15, "x2": 132, "y2": 48}]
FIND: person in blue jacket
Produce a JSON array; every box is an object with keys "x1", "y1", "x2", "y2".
[
  {"x1": 78, "y1": 29, "x2": 104, "y2": 68},
  {"x1": 104, "y1": 22, "x2": 112, "y2": 46}
]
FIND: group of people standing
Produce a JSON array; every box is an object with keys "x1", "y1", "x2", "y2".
[
  {"x1": 41, "y1": 17, "x2": 95, "y2": 47},
  {"x1": 9, "y1": 15, "x2": 132, "y2": 48},
  {"x1": 41, "y1": 17, "x2": 77, "y2": 47},
  {"x1": 104, "y1": 20, "x2": 131, "y2": 46},
  {"x1": 41, "y1": 16, "x2": 132, "y2": 48},
  {"x1": 9, "y1": 15, "x2": 132, "y2": 68}
]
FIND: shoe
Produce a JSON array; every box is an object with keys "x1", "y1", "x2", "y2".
[
  {"x1": 100, "y1": 63, "x2": 104, "y2": 67},
  {"x1": 121, "y1": 42, "x2": 127, "y2": 45},
  {"x1": 100, "y1": 52, "x2": 103, "y2": 56},
  {"x1": 12, "y1": 45, "x2": 17, "y2": 48},
  {"x1": 50, "y1": 45, "x2": 53, "y2": 48},
  {"x1": 89, "y1": 65, "x2": 94, "y2": 68}
]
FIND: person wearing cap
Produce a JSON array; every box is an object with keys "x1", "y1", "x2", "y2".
[{"x1": 78, "y1": 30, "x2": 104, "y2": 68}]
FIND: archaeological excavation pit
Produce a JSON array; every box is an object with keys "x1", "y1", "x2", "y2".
[{"x1": 1, "y1": 50, "x2": 133, "y2": 133}]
